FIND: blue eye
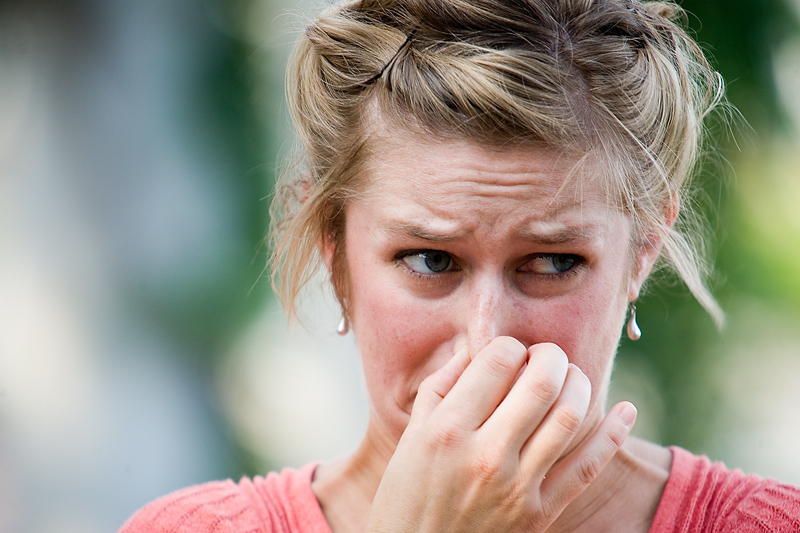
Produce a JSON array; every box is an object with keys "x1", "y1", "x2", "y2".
[
  {"x1": 521, "y1": 254, "x2": 581, "y2": 275},
  {"x1": 400, "y1": 250, "x2": 457, "y2": 274}
]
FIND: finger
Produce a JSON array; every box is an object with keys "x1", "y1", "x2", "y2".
[
  {"x1": 480, "y1": 343, "x2": 571, "y2": 452},
  {"x1": 406, "y1": 344, "x2": 472, "y2": 434},
  {"x1": 539, "y1": 402, "x2": 636, "y2": 512},
  {"x1": 516, "y1": 363, "x2": 590, "y2": 478},
  {"x1": 435, "y1": 336, "x2": 529, "y2": 430}
]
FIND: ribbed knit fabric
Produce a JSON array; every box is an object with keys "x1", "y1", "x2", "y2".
[
  {"x1": 650, "y1": 447, "x2": 800, "y2": 532},
  {"x1": 119, "y1": 449, "x2": 800, "y2": 532},
  {"x1": 119, "y1": 462, "x2": 331, "y2": 533}
]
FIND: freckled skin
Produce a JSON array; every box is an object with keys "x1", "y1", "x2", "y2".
[{"x1": 341, "y1": 134, "x2": 639, "y2": 449}]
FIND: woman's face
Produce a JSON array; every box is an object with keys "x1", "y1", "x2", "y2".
[{"x1": 334, "y1": 131, "x2": 654, "y2": 445}]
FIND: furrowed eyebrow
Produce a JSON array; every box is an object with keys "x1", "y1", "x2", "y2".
[
  {"x1": 381, "y1": 220, "x2": 597, "y2": 245},
  {"x1": 514, "y1": 226, "x2": 595, "y2": 245},
  {"x1": 380, "y1": 222, "x2": 466, "y2": 243}
]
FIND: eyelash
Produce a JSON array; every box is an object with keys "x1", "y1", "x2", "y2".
[
  {"x1": 518, "y1": 253, "x2": 585, "y2": 279},
  {"x1": 395, "y1": 250, "x2": 461, "y2": 279},
  {"x1": 395, "y1": 250, "x2": 585, "y2": 280}
]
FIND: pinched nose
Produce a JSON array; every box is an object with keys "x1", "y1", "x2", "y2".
[{"x1": 464, "y1": 275, "x2": 519, "y2": 359}]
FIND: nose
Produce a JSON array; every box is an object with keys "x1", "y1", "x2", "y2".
[{"x1": 465, "y1": 274, "x2": 514, "y2": 358}]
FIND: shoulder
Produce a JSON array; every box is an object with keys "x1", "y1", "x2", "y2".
[
  {"x1": 118, "y1": 463, "x2": 331, "y2": 533},
  {"x1": 651, "y1": 446, "x2": 800, "y2": 533},
  {"x1": 118, "y1": 479, "x2": 248, "y2": 533}
]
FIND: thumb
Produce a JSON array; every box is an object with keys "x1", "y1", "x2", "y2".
[{"x1": 404, "y1": 343, "x2": 471, "y2": 436}]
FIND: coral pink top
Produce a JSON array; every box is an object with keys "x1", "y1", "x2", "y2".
[
  {"x1": 120, "y1": 448, "x2": 800, "y2": 532},
  {"x1": 650, "y1": 447, "x2": 800, "y2": 532},
  {"x1": 119, "y1": 462, "x2": 331, "y2": 533}
]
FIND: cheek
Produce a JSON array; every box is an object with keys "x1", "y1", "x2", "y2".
[
  {"x1": 554, "y1": 271, "x2": 630, "y2": 404},
  {"x1": 521, "y1": 298, "x2": 615, "y2": 370},
  {"x1": 348, "y1": 266, "x2": 458, "y2": 411}
]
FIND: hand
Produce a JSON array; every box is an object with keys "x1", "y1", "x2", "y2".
[{"x1": 366, "y1": 338, "x2": 636, "y2": 533}]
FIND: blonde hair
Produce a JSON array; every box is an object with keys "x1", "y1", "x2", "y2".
[{"x1": 271, "y1": 0, "x2": 726, "y2": 328}]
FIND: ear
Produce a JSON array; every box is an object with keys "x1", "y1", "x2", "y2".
[{"x1": 628, "y1": 194, "x2": 679, "y2": 301}]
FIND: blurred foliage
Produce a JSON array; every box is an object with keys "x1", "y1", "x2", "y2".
[
  {"x1": 133, "y1": 32, "x2": 275, "y2": 363},
  {"x1": 152, "y1": 10, "x2": 283, "y2": 478},
  {"x1": 681, "y1": 0, "x2": 799, "y2": 133}
]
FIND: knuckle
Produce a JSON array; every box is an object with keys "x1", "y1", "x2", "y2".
[
  {"x1": 607, "y1": 424, "x2": 628, "y2": 449},
  {"x1": 528, "y1": 374, "x2": 561, "y2": 403},
  {"x1": 426, "y1": 424, "x2": 466, "y2": 451},
  {"x1": 469, "y1": 449, "x2": 506, "y2": 483},
  {"x1": 486, "y1": 352, "x2": 519, "y2": 378},
  {"x1": 482, "y1": 338, "x2": 526, "y2": 377},
  {"x1": 503, "y1": 480, "x2": 527, "y2": 504},
  {"x1": 521, "y1": 500, "x2": 551, "y2": 532},
  {"x1": 576, "y1": 455, "x2": 602, "y2": 486},
  {"x1": 552, "y1": 404, "x2": 584, "y2": 433}
]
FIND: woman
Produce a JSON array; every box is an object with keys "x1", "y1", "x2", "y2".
[{"x1": 120, "y1": 0, "x2": 800, "y2": 531}]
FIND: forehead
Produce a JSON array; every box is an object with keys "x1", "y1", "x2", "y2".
[
  {"x1": 359, "y1": 130, "x2": 616, "y2": 222},
  {"x1": 347, "y1": 130, "x2": 635, "y2": 254}
]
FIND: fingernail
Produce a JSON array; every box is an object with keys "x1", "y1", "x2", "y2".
[
  {"x1": 619, "y1": 403, "x2": 637, "y2": 429},
  {"x1": 568, "y1": 363, "x2": 585, "y2": 375}
]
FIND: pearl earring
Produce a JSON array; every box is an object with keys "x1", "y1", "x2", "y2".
[
  {"x1": 337, "y1": 316, "x2": 349, "y2": 336},
  {"x1": 627, "y1": 302, "x2": 641, "y2": 341}
]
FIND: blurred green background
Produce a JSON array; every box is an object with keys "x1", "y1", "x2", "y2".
[{"x1": 0, "y1": 0, "x2": 798, "y2": 531}]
